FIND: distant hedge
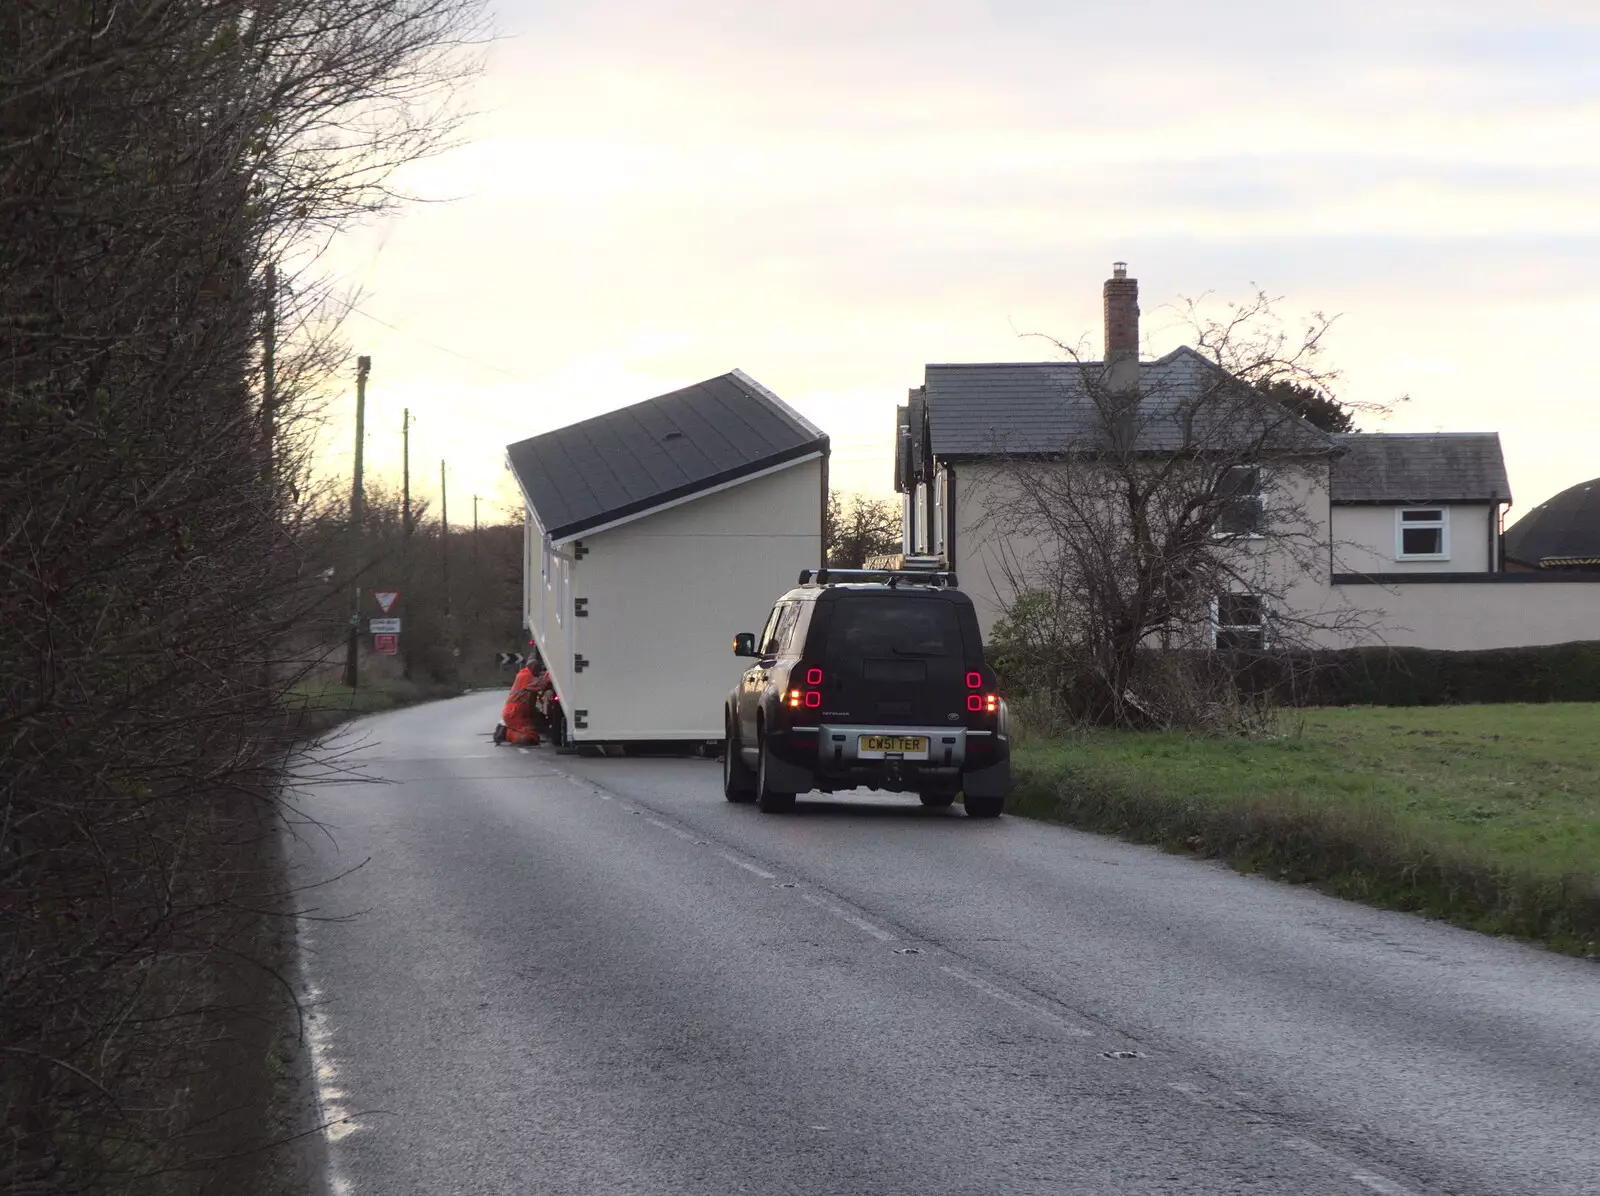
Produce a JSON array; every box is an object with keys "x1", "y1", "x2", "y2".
[
  {"x1": 1229, "y1": 642, "x2": 1600, "y2": 707},
  {"x1": 993, "y1": 642, "x2": 1600, "y2": 709}
]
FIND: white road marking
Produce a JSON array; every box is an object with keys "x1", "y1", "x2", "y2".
[
  {"x1": 293, "y1": 929, "x2": 358, "y2": 1195},
  {"x1": 717, "y1": 850, "x2": 776, "y2": 879},
  {"x1": 517, "y1": 747, "x2": 530, "y2": 755},
  {"x1": 939, "y1": 964, "x2": 1094, "y2": 1036},
  {"x1": 1282, "y1": 1137, "x2": 1418, "y2": 1196},
  {"x1": 644, "y1": 816, "x2": 696, "y2": 841},
  {"x1": 798, "y1": 891, "x2": 895, "y2": 941}
]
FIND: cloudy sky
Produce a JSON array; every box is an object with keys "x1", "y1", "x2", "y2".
[{"x1": 315, "y1": 0, "x2": 1600, "y2": 526}]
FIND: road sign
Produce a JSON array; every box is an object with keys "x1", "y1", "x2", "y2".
[
  {"x1": 496, "y1": 651, "x2": 534, "y2": 668},
  {"x1": 370, "y1": 617, "x2": 401, "y2": 634},
  {"x1": 374, "y1": 590, "x2": 400, "y2": 614},
  {"x1": 374, "y1": 633, "x2": 399, "y2": 655}
]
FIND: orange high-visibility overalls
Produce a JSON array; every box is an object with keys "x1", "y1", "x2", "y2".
[{"x1": 500, "y1": 666, "x2": 541, "y2": 745}]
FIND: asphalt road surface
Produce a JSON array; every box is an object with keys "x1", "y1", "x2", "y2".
[{"x1": 286, "y1": 693, "x2": 1600, "y2": 1196}]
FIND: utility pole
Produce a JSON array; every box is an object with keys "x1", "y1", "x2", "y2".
[
  {"x1": 343, "y1": 355, "x2": 370, "y2": 689},
  {"x1": 261, "y1": 261, "x2": 276, "y2": 485},
  {"x1": 440, "y1": 458, "x2": 451, "y2": 618},
  {"x1": 401, "y1": 407, "x2": 413, "y2": 679},
  {"x1": 402, "y1": 407, "x2": 412, "y2": 539}
]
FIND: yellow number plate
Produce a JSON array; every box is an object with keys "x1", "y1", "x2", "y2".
[{"x1": 859, "y1": 735, "x2": 929, "y2": 756}]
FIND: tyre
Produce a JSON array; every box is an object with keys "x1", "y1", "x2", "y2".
[
  {"x1": 919, "y1": 791, "x2": 956, "y2": 808},
  {"x1": 963, "y1": 792, "x2": 1005, "y2": 819},
  {"x1": 492, "y1": 723, "x2": 507, "y2": 746},
  {"x1": 755, "y1": 728, "x2": 796, "y2": 814},
  {"x1": 723, "y1": 719, "x2": 756, "y2": 803}
]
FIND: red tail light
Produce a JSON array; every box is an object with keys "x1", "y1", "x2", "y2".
[
  {"x1": 804, "y1": 691, "x2": 821, "y2": 708},
  {"x1": 967, "y1": 694, "x2": 983, "y2": 712},
  {"x1": 966, "y1": 671, "x2": 982, "y2": 689},
  {"x1": 806, "y1": 667, "x2": 823, "y2": 686}
]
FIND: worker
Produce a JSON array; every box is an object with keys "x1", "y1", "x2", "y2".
[{"x1": 494, "y1": 662, "x2": 541, "y2": 746}]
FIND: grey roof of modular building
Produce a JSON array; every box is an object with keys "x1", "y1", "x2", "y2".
[
  {"x1": 505, "y1": 370, "x2": 827, "y2": 541},
  {"x1": 922, "y1": 347, "x2": 1333, "y2": 458},
  {"x1": 1503, "y1": 475, "x2": 1600, "y2": 566},
  {"x1": 1329, "y1": 433, "x2": 1510, "y2": 504}
]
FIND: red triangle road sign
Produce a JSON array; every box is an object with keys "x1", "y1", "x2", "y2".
[{"x1": 374, "y1": 590, "x2": 400, "y2": 614}]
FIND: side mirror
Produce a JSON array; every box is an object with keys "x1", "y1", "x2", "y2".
[{"x1": 732, "y1": 632, "x2": 757, "y2": 658}]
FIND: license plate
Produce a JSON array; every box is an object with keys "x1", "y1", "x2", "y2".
[{"x1": 858, "y1": 734, "x2": 929, "y2": 759}]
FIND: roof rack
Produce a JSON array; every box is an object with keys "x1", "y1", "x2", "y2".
[{"x1": 798, "y1": 566, "x2": 960, "y2": 589}]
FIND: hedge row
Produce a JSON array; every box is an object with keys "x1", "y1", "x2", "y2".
[
  {"x1": 1244, "y1": 641, "x2": 1600, "y2": 707},
  {"x1": 992, "y1": 641, "x2": 1600, "y2": 709}
]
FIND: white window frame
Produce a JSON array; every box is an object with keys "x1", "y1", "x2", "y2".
[
  {"x1": 933, "y1": 468, "x2": 948, "y2": 555},
  {"x1": 1210, "y1": 592, "x2": 1269, "y2": 650},
  {"x1": 1212, "y1": 465, "x2": 1267, "y2": 539},
  {"x1": 1395, "y1": 506, "x2": 1449, "y2": 561}
]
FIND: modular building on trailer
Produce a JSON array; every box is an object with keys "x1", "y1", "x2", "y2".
[{"x1": 505, "y1": 370, "x2": 829, "y2": 747}]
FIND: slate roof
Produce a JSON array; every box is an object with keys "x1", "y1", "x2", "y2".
[
  {"x1": 1329, "y1": 433, "x2": 1510, "y2": 504},
  {"x1": 922, "y1": 347, "x2": 1333, "y2": 458},
  {"x1": 505, "y1": 370, "x2": 827, "y2": 542},
  {"x1": 1503, "y1": 476, "x2": 1600, "y2": 567}
]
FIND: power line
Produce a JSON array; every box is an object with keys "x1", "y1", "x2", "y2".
[{"x1": 345, "y1": 304, "x2": 538, "y2": 385}]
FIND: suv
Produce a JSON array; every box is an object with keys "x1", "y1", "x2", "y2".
[{"x1": 722, "y1": 566, "x2": 1010, "y2": 816}]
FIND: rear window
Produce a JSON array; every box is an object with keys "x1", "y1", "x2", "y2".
[{"x1": 827, "y1": 596, "x2": 961, "y2": 658}]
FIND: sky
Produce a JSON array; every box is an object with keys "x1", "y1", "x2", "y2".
[{"x1": 310, "y1": 0, "x2": 1600, "y2": 528}]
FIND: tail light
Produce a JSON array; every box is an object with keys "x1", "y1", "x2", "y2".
[
  {"x1": 966, "y1": 671, "x2": 982, "y2": 689},
  {"x1": 806, "y1": 667, "x2": 824, "y2": 686}
]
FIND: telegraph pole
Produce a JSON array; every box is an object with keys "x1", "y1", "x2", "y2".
[
  {"x1": 440, "y1": 458, "x2": 451, "y2": 618},
  {"x1": 402, "y1": 408, "x2": 412, "y2": 538},
  {"x1": 343, "y1": 355, "x2": 370, "y2": 689},
  {"x1": 401, "y1": 408, "x2": 413, "y2": 679},
  {"x1": 261, "y1": 261, "x2": 276, "y2": 484}
]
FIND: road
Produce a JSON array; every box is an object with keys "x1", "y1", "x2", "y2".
[{"x1": 286, "y1": 693, "x2": 1600, "y2": 1196}]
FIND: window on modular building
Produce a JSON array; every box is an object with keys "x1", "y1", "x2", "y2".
[
  {"x1": 1214, "y1": 593, "x2": 1266, "y2": 651},
  {"x1": 1397, "y1": 508, "x2": 1448, "y2": 559},
  {"x1": 1214, "y1": 466, "x2": 1265, "y2": 535}
]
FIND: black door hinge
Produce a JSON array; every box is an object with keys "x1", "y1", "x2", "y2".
[
  {"x1": 573, "y1": 709, "x2": 588, "y2": 730},
  {"x1": 574, "y1": 597, "x2": 588, "y2": 617},
  {"x1": 574, "y1": 654, "x2": 589, "y2": 673}
]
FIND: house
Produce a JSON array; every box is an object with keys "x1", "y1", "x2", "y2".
[
  {"x1": 1328, "y1": 434, "x2": 1510, "y2": 577},
  {"x1": 893, "y1": 263, "x2": 1600, "y2": 651},
  {"x1": 506, "y1": 369, "x2": 828, "y2": 745},
  {"x1": 1503, "y1": 476, "x2": 1600, "y2": 571}
]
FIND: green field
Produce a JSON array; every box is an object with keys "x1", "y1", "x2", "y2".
[{"x1": 1009, "y1": 704, "x2": 1600, "y2": 954}]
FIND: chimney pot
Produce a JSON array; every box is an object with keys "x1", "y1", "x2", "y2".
[{"x1": 1113, "y1": 261, "x2": 1127, "y2": 279}]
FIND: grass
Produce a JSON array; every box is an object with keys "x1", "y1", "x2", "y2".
[
  {"x1": 284, "y1": 674, "x2": 493, "y2": 734},
  {"x1": 1009, "y1": 703, "x2": 1600, "y2": 956}
]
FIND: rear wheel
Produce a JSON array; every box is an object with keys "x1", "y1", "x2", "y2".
[
  {"x1": 963, "y1": 792, "x2": 1004, "y2": 819},
  {"x1": 919, "y1": 791, "x2": 956, "y2": 808},
  {"x1": 723, "y1": 717, "x2": 756, "y2": 803},
  {"x1": 756, "y1": 727, "x2": 796, "y2": 814}
]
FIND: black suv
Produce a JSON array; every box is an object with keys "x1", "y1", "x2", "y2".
[{"x1": 722, "y1": 567, "x2": 1010, "y2": 816}]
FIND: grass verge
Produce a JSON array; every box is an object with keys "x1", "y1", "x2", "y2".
[
  {"x1": 285, "y1": 675, "x2": 486, "y2": 736},
  {"x1": 1009, "y1": 703, "x2": 1600, "y2": 957}
]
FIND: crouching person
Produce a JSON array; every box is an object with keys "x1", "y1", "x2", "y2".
[{"x1": 494, "y1": 665, "x2": 541, "y2": 745}]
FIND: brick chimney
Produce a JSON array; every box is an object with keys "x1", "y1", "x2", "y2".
[{"x1": 1103, "y1": 261, "x2": 1139, "y2": 395}]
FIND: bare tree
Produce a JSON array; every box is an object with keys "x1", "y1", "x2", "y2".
[
  {"x1": 977, "y1": 292, "x2": 1380, "y2": 729},
  {"x1": 825, "y1": 490, "x2": 903, "y2": 568}
]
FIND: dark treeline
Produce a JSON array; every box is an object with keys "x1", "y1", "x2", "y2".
[{"x1": 1, "y1": 0, "x2": 482, "y2": 1190}]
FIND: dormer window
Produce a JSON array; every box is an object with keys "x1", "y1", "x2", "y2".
[{"x1": 1396, "y1": 508, "x2": 1449, "y2": 560}]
